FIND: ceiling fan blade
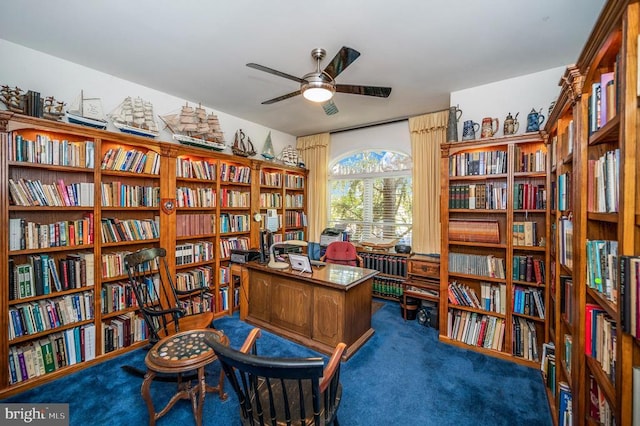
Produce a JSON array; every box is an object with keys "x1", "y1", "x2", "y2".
[
  {"x1": 247, "y1": 63, "x2": 306, "y2": 84},
  {"x1": 323, "y1": 47, "x2": 361, "y2": 80},
  {"x1": 335, "y1": 84, "x2": 392, "y2": 98},
  {"x1": 261, "y1": 90, "x2": 302, "y2": 105},
  {"x1": 322, "y1": 100, "x2": 339, "y2": 116}
]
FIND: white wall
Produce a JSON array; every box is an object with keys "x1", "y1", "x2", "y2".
[
  {"x1": 329, "y1": 120, "x2": 411, "y2": 163},
  {"x1": 0, "y1": 39, "x2": 296, "y2": 154},
  {"x1": 450, "y1": 67, "x2": 565, "y2": 140}
]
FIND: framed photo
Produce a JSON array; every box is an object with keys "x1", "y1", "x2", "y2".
[{"x1": 288, "y1": 253, "x2": 312, "y2": 273}]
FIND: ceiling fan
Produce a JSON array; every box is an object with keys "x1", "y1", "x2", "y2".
[{"x1": 246, "y1": 46, "x2": 392, "y2": 115}]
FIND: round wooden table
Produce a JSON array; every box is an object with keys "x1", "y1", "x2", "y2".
[{"x1": 141, "y1": 329, "x2": 228, "y2": 426}]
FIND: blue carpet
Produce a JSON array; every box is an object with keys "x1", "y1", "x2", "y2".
[{"x1": 2, "y1": 301, "x2": 552, "y2": 425}]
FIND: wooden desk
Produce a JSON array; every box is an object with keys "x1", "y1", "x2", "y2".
[{"x1": 245, "y1": 262, "x2": 378, "y2": 360}]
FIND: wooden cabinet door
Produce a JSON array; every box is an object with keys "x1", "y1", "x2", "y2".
[
  {"x1": 248, "y1": 271, "x2": 271, "y2": 322},
  {"x1": 271, "y1": 277, "x2": 312, "y2": 336},
  {"x1": 312, "y1": 286, "x2": 344, "y2": 347}
]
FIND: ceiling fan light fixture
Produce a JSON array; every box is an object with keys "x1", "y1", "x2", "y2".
[{"x1": 301, "y1": 73, "x2": 335, "y2": 103}]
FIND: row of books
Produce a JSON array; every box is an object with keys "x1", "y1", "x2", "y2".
[
  {"x1": 102, "y1": 313, "x2": 148, "y2": 354},
  {"x1": 559, "y1": 217, "x2": 574, "y2": 269},
  {"x1": 284, "y1": 174, "x2": 305, "y2": 189},
  {"x1": 559, "y1": 275, "x2": 574, "y2": 326},
  {"x1": 220, "y1": 213, "x2": 250, "y2": 233},
  {"x1": 100, "y1": 217, "x2": 160, "y2": 243},
  {"x1": 175, "y1": 266, "x2": 213, "y2": 292},
  {"x1": 9, "y1": 252, "x2": 94, "y2": 301},
  {"x1": 285, "y1": 193, "x2": 305, "y2": 208},
  {"x1": 512, "y1": 255, "x2": 545, "y2": 284},
  {"x1": 100, "y1": 147, "x2": 160, "y2": 175},
  {"x1": 540, "y1": 342, "x2": 556, "y2": 395},
  {"x1": 586, "y1": 239, "x2": 618, "y2": 303},
  {"x1": 587, "y1": 149, "x2": 619, "y2": 213},
  {"x1": 447, "y1": 281, "x2": 506, "y2": 314},
  {"x1": 9, "y1": 291, "x2": 94, "y2": 339},
  {"x1": 619, "y1": 255, "x2": 640, "y2": 338},
  {"x1": 372, "y1": 276, "x2": 404, "y2": 299},
  {"x1": 589, "y1": 375, "x2": 614, "y2": 426},
  {"x1": 11, "y1": 134, "x2": 95, "y2": 168},
  {"x1": 448, "y1": 182, "x2": 508, "y2": 210},
  {"x1": 284, "y1": 211, "x2": 307, "y2": 228},
  {"x1": 219, "y1": 163, "x2": 251, "y2": 183},
  {"x1": 220, "y1": 189, "x2": 251, "y2": 208},
  {"x1": 9, "y1": 214, "x2": 94, "y2": 251},
  {"x1": 219, "y1": 237, "x2": 250, "y2": 259},
  {"x1": 176, "y1": 213, "x2": 216, "y2": 237},
  {"x1": 588, "y1": 69, "x2": 617, "y2": 136},
  {"x1": 513, "y1": 146, "x2": 547, "y2": 173},
  {"x1": 513, "y1": 182, "x2": 546, "y2": 210},
  {"x1": 512, "y1": 286, "x2": 545, "y2": 319},
  {"x1": 512, "y1": 317, "x2": 539, "y2": 361},
  {"x1": 9, "y1": 324, "x2": 96, "y2": 384},
  {"x1": 585, "y1": 303, "x2": 616, "y2": 383},
  {"x1": 448, "y1": 219, "x2": 500, "y2": 244},
  {"x1": 176, "y1": 186, "x2": 216, "y2": 208},
  {"x1": 100, "y1": 182, "x2": 159, "y2": 207},
  {"x1": 175, "y1": 241, "x2": 215, "y2": 266},
  {"x1": 179, "y1": 293, "x2": 215, "y2": 316},
  {"x1": 218, "y1": 286, "x2": 240, "y2": 311},
  {"x1": 557, "y1": 172, "x2": 572, "y2": 212},
  {"x1": 447, "y1": 309, "x2": 506, "y2": 351},
  {"x1": 360, "y1": 253, "x2": 407, "y2": 277},
  {"x1": 260, "y1": 171, "x2": 282, "y2": 187},
  {"x1": 220, "y1": 265, "x2": 230, "y2": 285},
  {"x1": 284, "y1": 231, "x2": 305, "y2": 240},
  {"x1": 448, "y1": 252, "x2": 506, "y2": 279},
  {"x1": 558, "y1": 382, "x2": 573, "y2": 426},
  {"x1": 448, "y1": 149, "x2": 508, "y2": 177},
  {"x1": 101, "y1": 281, "x2": 136, "y2": 314},
  {"x1": 9, "y1": 177, "x2": 94, "y2": 207},
  {"x1": 259, "y1": 192, "x2": 282, "y2": 208},
  {"x1": 512, "y1": 221, "x2": 538, "y2": 247},
  {"x1": 176, "y1": 157, "x2": 216, "y2": 180}
]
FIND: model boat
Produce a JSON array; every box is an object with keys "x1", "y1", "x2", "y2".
[
  {"x1": 232, "y1": 129, "x2": 256, "y2": 157},
  {"x1": 66, "y1": 90, "x2": 107, "y2": 129},
  {"x1": 0, "y1": 85, "x2": 24, "y2": 113},
  {"x1": 159, "y1": 103, "x2": 226, "y2": 151},
  {"x1": 109, "y1": 96, "x2": 159, "y2": 138},
  {"x1": 262, "y1": 131, "x2": 275, "y2": 160}
]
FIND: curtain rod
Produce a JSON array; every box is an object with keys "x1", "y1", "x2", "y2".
[{"x1": 319, "y1": 106, "x2": 451, "y2": 136}]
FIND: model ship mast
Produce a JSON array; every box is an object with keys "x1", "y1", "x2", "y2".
[{"x1": 159, "y1": 103, "x2": 226, "y2": 151}]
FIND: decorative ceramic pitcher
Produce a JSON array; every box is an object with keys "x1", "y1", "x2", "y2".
[
  {"x1": 446, "y1": 105, "x2": 463, "y2": 142},
  {"x1": 481, "y1": 117, "x2": 499, "y2": 138},
  {"x1": 503, "y1": 112, "x2": 519, "y2": 136},
  {"x1": 526, "y1": 108, "x2": 545, "y2": 132},
  {"x1": 462, "y1": 120, "x2": 480, "y2": 141}
]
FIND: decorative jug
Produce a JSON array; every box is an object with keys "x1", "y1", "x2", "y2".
[
  {"x1": 446, "y1": 105, "x2": 463, "y2": 142},
  {"x1": 503, "y1": 112, "x2": 519, "y2": 136},
  {"x1": 526, "y1": 108, "x2": 545, "y2": 132},
  {"x1": 481, "y1": 117, "x2": 499, "y2": 138},
  {"x1": 462, "y1": 120, "x2": 480, "y2": 141}
]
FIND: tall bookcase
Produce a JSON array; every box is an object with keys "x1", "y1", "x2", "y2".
[
  {"x1": 439, "y1": 132, "x2": 550, "y2": 367},
  {"x1": 544, "y1": 1, "x2": 639, "y2": 424},
  {"x1": 0, "y1": 111, "x2": 308, "y2": 397}
]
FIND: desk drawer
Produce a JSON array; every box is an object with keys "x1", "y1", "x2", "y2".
[{"x1": 408, "y1": 260, "x2": 439, "y2": 278}]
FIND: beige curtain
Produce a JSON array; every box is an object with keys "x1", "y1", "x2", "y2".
[
  {"x1": 296, "y1": 133, "x2": 330, "y2": 242},
  {"x1": 408, "y1": 110, "x2": 448, "y2": 254}
]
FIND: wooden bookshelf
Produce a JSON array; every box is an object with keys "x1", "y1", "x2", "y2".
[
  {"x1": 0, "y1": 111, "x2": 308, "y2": 397},
  {"x1": 544, "y1": 1, "x2": 639, "y2": 424},
  {"x1": 439, "y1": 133, "x2": 550, "y2": 368}
]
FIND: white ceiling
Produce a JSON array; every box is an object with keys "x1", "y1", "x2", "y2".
[{"x1": 0, "y1": 0, "x2": 605, "y2": 137}]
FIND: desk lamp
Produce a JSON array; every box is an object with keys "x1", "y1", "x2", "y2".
[{"x1": 268, "y1": 240, "x2": 308, "y2": 269}]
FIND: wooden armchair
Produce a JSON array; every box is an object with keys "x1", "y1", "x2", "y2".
[
  {"x1": 320, "y1": 241, "x2": 363, "y2": 267},
  {"x1": 124, "y1": 247, "x2": 214, "y2": 345},
  {"x1": 205, "y1": 328, "x2": 346, "y2": 426}
]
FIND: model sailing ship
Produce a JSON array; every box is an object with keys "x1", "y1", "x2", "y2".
[
  {"x1": 232, "y1": 129, "x2": 256, "y2": 157},
  {"x1": 159, "y1": 103, "x2": 226, "y2": 151},
  {"x1": 262, "y1": 131, "x2": 275, "y2": 160},
  {"x1": 66, "y1": 90, "x2": 107, "y2": 129},
  {"x1": 108, "y1": 96, "x2": 159, "y2": 138},
  {"x1": 0, "y1": 85, "x2": 24, "y2": 113}
]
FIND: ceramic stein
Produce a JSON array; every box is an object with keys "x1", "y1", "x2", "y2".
[
  {"x1": 526, "y1": 108, "x2": 545, "y2": 132},
  {"x1": 503, "y1": 112, "x2": 519, "y2": 136},
  {"x1": 481, "y1": 117, "x2": 499, "y2": 138},
  {"x1": 462, "y1": 120, "x2": 480, "y2": 140}
]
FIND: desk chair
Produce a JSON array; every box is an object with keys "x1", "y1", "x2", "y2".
[
  {"x1": 122, "y1": 247, "x2": 215, "y2": 376},
  {"x1": 320, "y1": 241, "x2": 363, "y2": 267},
  {"x1": 205, "y1": 328, "x2": 346, "y2": 426}
]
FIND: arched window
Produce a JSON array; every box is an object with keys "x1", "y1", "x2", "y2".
[{"x1": 328, "y1": 150, "x2": 412, "y2": 244}]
